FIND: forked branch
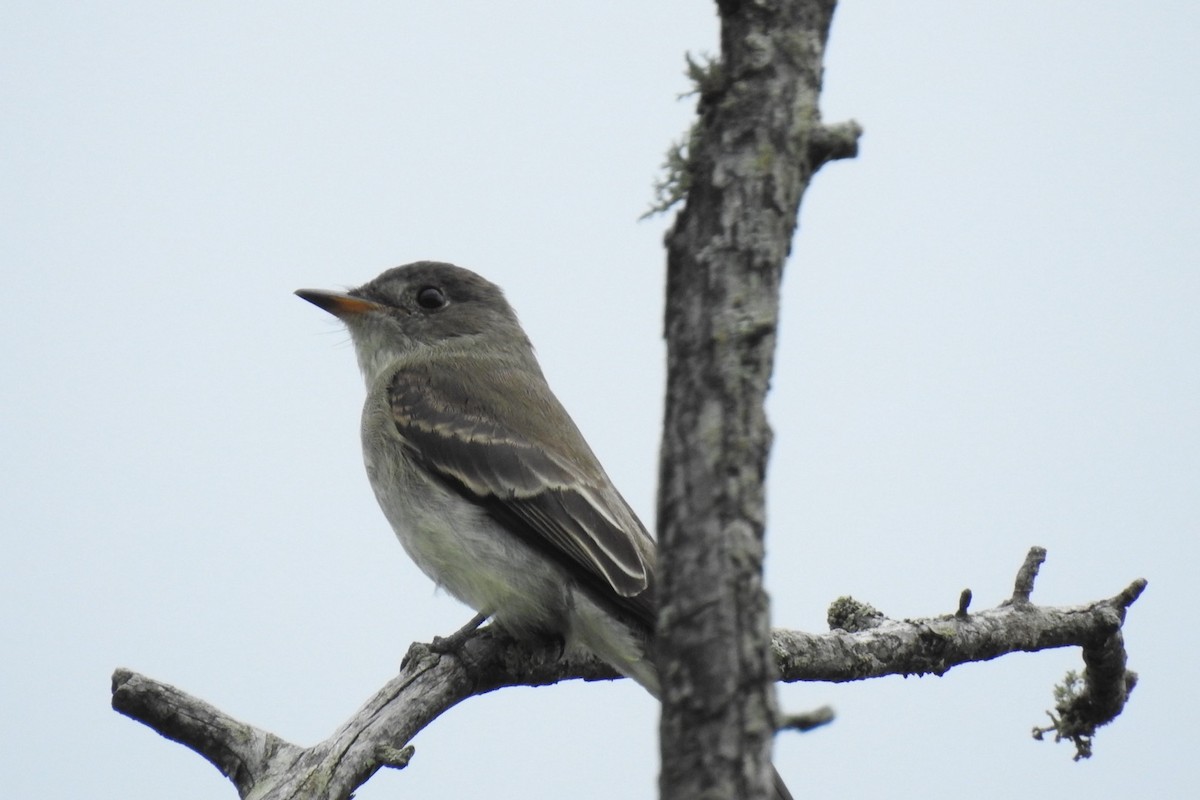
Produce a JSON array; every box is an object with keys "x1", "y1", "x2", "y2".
[{"x1": 113, "y1": 548, "x2": 1143, "y2": 797}]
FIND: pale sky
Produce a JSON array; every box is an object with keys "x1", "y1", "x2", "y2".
[{"x1": 3, "y1": 3, "x2": 1196, "y2": 798}]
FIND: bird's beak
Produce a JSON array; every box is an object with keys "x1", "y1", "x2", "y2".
[{"x1": 294, "y1": 289, "x2": 385, "y2": 319}]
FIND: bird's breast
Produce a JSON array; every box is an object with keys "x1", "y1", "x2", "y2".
[{"x1": 360, "y1": 396, "x2": 568, "y2": 636}]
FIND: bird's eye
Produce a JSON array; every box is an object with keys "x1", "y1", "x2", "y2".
[{"x1": 416, "y1": 286, "x2": 447, "y2": 310}]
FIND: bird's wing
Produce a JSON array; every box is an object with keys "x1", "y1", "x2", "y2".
[{"x1": 387, "y1": 359, "x2": 655, "y2": 614}]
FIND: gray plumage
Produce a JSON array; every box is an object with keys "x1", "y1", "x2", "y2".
[
  {"x1": 297, "y1": 262, "x2": 658, "y2": 688},
  {"x1": 297, "y1": 261, "x2": 791, "y2": 800}
]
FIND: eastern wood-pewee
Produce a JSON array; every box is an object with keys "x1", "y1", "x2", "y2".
[{"x1": 297, "y1": 261, "x2": 790, "y2": 799}]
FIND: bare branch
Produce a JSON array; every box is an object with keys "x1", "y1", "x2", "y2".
[
  {"x1": 1011, "y1": 545, "x2": 1048, "y2": 604},
  {"x1": 113, "y1": 550, "x2": 1144, "y2": 796},
  {"x1": 113, "y1": 627, "x2": 621, "y2": 800},
  {"x1": 1033, "y1": 578, "x2": 1145, "y2": 759},
  {"x1": 775, "y1": 549, "x2": 1146, "y2": 760},
  {"x1": 779, "y1": 705, "x2": 835, "y2": 732},
  {"x1": 807, "y1": 120, "x2": 863, "y2": 167},
  {"x1": 956, "y1": 588, "x2": 973, "y2": 617},
  {"x1": 110, "y1": 669, "x2": 301, "y2": 796},
  {"x1": 775, "y1": 582, "x2": 1144, "y2": 685}
]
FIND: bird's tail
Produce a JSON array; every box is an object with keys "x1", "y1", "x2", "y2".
[
  {"x1": 572, "y1": 600, "x2": 793, "y2": 799},
  {"x1": 618, "y1": 656, "x2": 795, "y2": 799}
]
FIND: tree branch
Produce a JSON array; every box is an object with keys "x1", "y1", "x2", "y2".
[
  {"x1": 112, "y1": 628, "x2": 621, "y2": 800},
  {"x1": 777, "y1": 582, "x2": 1144, "y2": 685},
  {"x1": 110, "y1": 669, "x2": 302, "y2": 795},
  {"x1": 113, "y1": 549, "x2": 1142, "y2": 797},
  {"x1": 776, "y1": 547, "x2": 1145, "y2": 760}
]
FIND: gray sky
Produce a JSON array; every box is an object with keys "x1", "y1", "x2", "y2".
[{"x1": 3, "y1": 2, "x2": 1195, "y2": 798}]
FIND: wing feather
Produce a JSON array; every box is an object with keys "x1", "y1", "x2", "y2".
[{"x1": 387, "y1": 360, "x2": 655, "y2": 616}]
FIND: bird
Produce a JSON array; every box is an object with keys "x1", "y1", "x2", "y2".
[{"x1": 297, "y1": 261, "x2": 791, "y2": 799}]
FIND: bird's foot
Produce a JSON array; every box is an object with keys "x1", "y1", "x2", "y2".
[
  {"x1": 521, "y1": 630, "x2": 568, "y2": 666},
  {"x1": 429, "y1": 611, "x2": 490, "y2": 654}
]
